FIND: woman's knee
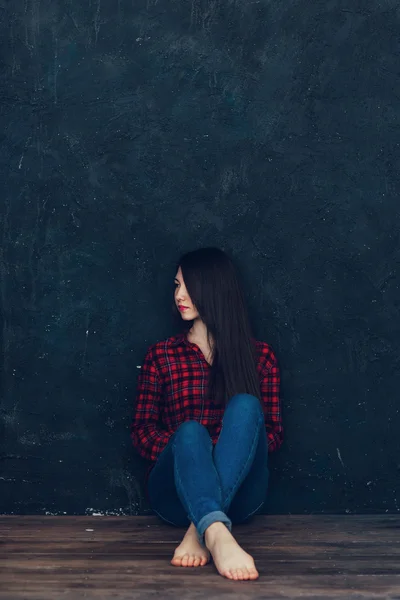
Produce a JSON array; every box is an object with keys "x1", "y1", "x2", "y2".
[
  {"x1": 175, "y1": 419, "x2": 209, "y2": 440},
  {"x1": 173, "y1": 421, "x2": 212, "y2": 456},
  {"x1": 228, "y1": 393, "x2": 263, "y2": 416}
]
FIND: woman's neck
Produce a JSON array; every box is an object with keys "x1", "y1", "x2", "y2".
[
  {"x1": 188, "y1": 318, "x2": 211, "y2": 346},
  {"x1": 187, "y1": 319, "x2": 214, "y2": 365}
]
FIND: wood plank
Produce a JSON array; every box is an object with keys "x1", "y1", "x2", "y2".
[{"x1": 0, "y1": 516, "x2": 400, "y2": 599}]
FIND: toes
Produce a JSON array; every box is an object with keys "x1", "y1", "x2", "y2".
[
  {"x1": 249, "y1": 568, "x2": 259, "y2": 580},
  {"x1": 233, "y1": 569, "x2": 241, "y2": 580},
  {"x1": 172, "y1": 552, "x2": 210, "y2": 569},
  {"x1": 229, "y1": 570, "x2": 236, "y2": 580},
  {"x1": 181, "y1": 554, "x2": 189, "y2": 567},
  {"x1": 226, "y1": 567, "x2": 258, "y2": 581},
  {"x1": 182, "y1": 553, "x2": 206, "y2": 567}
]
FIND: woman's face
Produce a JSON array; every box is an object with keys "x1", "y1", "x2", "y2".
[{"x1": 174, "y1": 267, "x2": 199, "y2": 320}]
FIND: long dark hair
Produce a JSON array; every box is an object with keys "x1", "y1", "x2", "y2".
[{"x1": 172, "y1": 247, "x2": 262, "y2": 409}]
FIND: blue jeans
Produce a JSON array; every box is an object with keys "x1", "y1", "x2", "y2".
[{"x1": 148, "y1": 393, "x2": 269, "y2": 547}]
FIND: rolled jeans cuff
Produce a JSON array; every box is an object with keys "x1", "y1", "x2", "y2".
[{"x1": 196, "y1": 510, "x2": 232, "y2": 546}]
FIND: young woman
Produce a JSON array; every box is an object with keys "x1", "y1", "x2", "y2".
[{"x1": 131, "y1": 247, "x2": 283, "y2": 581}]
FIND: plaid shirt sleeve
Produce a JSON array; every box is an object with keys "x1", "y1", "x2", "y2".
[
  {"x1": 131, "y1": 345, "x2": 172, "y2": 462},
  {"x1": 260, "y1": 348, "x2": 283, "y2": 451}
]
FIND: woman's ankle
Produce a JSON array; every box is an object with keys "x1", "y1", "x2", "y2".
[{"x1": 204, "y1": 521, "x2": 230, "y2": 546}]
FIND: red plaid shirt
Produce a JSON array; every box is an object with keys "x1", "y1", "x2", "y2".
[{"x1": 131, "y1": 331, "x2": 283, "y2": 482}]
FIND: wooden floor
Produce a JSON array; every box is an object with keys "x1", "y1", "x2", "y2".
[{"x1": 1, "y1": 515, "x2": 400, "y2": 599}]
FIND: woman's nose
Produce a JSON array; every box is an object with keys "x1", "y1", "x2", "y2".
[{"x1": 176, "y1": 288, "x2": 188, "y2": 301}]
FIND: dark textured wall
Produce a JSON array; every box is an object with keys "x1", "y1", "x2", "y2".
[{"x1": 0, "y1": 0, "x2": 399, "y2": 516}]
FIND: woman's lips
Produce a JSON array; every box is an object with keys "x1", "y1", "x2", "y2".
[{"x1": 178, "y1": 306, "x2": 189, "y2": 311}]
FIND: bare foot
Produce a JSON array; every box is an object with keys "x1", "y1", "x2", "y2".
[
  {"x1": 171, "y1": 522, "x2": 210, "y2": 567},
  {"x1": 205, "y1": 522, "x2": 259, "y2": 581}
]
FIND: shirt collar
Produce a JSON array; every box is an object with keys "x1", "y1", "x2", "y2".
[
  {"x1": 170, "y1": 331, "x2": 258, "y2": 349},
  {"x1": 170, "y1": 331, "x2": 190, "y2": 347}
]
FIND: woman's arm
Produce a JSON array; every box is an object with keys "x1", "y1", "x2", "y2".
[
  {"x1": 131, "y1": 345, "x2": 172, "y2": 462},
  {"x1": 260, "y1": 349, "x2": 283, "y2": 451}
]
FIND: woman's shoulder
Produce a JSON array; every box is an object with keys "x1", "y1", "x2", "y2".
[
  {"x1": 143, "y1": 333, "x2": 185, "y2": 359},
  {"x1": 253, "y1": 339, "x2": 279, "y2": 371}
]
